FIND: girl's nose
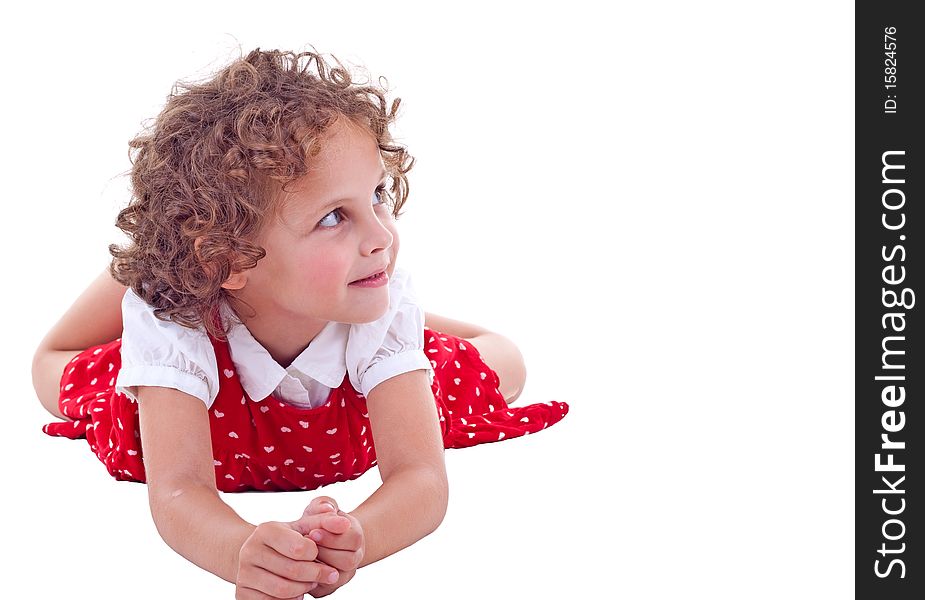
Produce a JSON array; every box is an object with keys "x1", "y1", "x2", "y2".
[{"x1": 360, "y1": 212, "x2": 393, "y2": 256}]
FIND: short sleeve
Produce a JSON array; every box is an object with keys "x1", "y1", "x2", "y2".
[
  {"x1": 346, "y1": 266, "x2": 435, "y2": 397},
  {"x1": 115, "y1": 289, "x2": 220, "y2": 409}
]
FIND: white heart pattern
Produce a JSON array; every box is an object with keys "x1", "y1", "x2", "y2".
[
  {"x1": 228, "y1": 432, "x2": 239, "y2": 439},
  {"x1": 303, "y1": 446, "x2": 313, "y2": 452},
  {"x1": 299, "y1": 421, "x2": 310, "y2": 428},
  {"x1": 224, "y1": 369, "x2": 234, "y2": 378},
  {"x1": 214, "y1": 410, "x2": 225, "y2": 418},
  {"x1": 264, "y1": 446, "x2": 275, "y2": 453},
  {"x1": 280, "y1": 427, "x2": 291, "y2": 433},
  {"x1": 284, "y1": 459, "x2": 294, "y2": 466},
  {"x1": 453, "y1": 378, "x2": 461, "y2": 385},
  {"x1": 260, "y1": 406, "x2": 269, "y2": 413},
  {"x1": 326, "y1": 428, "x2": 337, "y2": 435}
]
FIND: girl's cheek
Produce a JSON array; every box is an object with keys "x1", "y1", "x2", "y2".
[{"x1": 305, "y1": 253, "x2": 349, "y2": 287}]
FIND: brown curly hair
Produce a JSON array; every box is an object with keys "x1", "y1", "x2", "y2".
[{"x1": 109, "y1": 47, "x2": 414, "y2": 341}]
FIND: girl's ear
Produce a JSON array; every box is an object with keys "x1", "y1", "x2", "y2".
[
  {"x1": 221, "y1": 271, "x2": 248, "y2": 290},
  {"x1": 195, "y1": 236, "x2": 248, "y2": 290}
]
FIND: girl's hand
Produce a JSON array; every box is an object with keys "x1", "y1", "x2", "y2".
[
  {"x1": 292, "y1": 497, "x2": 366, "y2": 598},
  {"x1": 235, "y1": 520, "x2": 341, "y2": 600}
]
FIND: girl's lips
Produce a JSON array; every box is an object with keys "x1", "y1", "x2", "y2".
[{"x1": 348, "y1": 271, "x2": 388, "y2": 287}]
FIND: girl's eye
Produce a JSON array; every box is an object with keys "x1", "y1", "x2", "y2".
[
  {"x1": 317, "y1": 209, "x2": 342, "y2": 229},
  {"x1": 372, "y1": 186, "x2": 386, "y2": 207},
  {"x1": 317, "y1": 186, "x2": 388, "y2": 229}
]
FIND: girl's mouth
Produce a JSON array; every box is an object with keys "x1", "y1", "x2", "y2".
[{"x1": 349, "y1": 271, "x2": 388, "y2": 287}]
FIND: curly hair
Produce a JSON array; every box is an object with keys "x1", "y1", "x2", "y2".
[{"x1": 109, "y1": 47, "x2": 414, "y2": 341}]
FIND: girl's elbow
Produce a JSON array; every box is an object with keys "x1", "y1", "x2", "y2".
[
  {"x1": 429, "y1": 469, "x2": 449, "y2": 531},
  {"x1": 408, "y1": 466, "x2": 448, "y2": 533}
]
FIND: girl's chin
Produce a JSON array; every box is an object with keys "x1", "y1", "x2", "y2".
[{"x1": 336, "y1": 299, "x2": 390, "y2": 325}]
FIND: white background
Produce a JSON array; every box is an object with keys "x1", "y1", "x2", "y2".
[{"x1": 1, "y1": 1, "x2": 853, "y2": 598}]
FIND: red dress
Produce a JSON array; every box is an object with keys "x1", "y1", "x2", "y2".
[{"x1": 42, "y1": 327, "x2": 569, "y2": 492}]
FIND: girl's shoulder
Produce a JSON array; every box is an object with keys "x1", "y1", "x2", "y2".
[
  {"x1": 120, "y1": 288, "x2": 217, "y2": 373},
  {"x1": 117, "y1": 288, "x2": 220, "y2": 407},
  {"x1": 121, "y1": 287, "x2": 213, "y2": 347}
]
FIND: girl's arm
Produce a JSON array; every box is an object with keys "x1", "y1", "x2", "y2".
[
  {"x1": 136, "y1": 385, "x2": 256, "y2": 582},
  {"x1": 37, "y1": 266, "x2": 126, "y2": 351},
  {"x1": 350, "y1": 368, "x2": 449, "y2": 567},
  {"x1": 33, "y1": 267, "x2": 127, "y2": 418},
  {"x1": 136, "y1": 385, "x2": 339, "y2": 594}
]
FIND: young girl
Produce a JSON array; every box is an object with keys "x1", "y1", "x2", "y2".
[{"x1": 33, "y1": 48, "x2": 568, "y2": 598}]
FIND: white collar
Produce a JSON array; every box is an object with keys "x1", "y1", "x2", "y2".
[{"x1": 220, "y1": 302, "x2": 349, "y2": 402}]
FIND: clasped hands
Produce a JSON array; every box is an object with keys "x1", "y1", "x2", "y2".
[
  {"x1": 235, "y1": 496, "x2": 364, "y2": 599},
  {"x1": 295, "y1": 496, "x2": 365, "y2": 597}
]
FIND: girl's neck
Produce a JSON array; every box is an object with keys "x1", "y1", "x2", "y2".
[{"x1": 226, "y1": 298, "x2": 329, "y2": 368}]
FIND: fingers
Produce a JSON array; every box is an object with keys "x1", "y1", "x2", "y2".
[
  {"x1": 239, "y1": 537, "x2": 338, "y2": 583},
  {"x1": 291, "y1": 512, "x2": 350, "y2": 537},
  {"x1": 307, "y1": 496, "x2": 339, "y2": 514},
  {"x1": 292, "y1": 499, "x2": 351, "y2": 536},
  {"x1": 263, "y1": 527, "x2": 319, "y2": 562},
  {"x1": 236, "y1": 522, "x2": 341, "y2": 600},
  {"x1": 317, "y1": 513, "x2": 352, "y2": 535},
  {"x1": 235, "y1": 565, "x2": 321, "y2": 599},
  {"x1": 237, "y1": 550, "x2": 339, "y2": 598},
  {"x1": 307, "y1": 524, "x2": 362, "y2": 551},
  {"x1": 315, "y1": 545, "x2": 363, "y2": 573},
  {"x1": 307, "y1": 569, "x2": 357, "y2": 598},
  {"x1": 307, "y1": 517, "x2": 364, "y2": 573}
]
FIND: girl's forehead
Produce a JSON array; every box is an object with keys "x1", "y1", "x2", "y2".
[
  {"x1": 273, "y1": 123, "x2": 385, "y2": 225},
  {"x1": 308, "y1": 119, "x2": 383, "y2": 180}
]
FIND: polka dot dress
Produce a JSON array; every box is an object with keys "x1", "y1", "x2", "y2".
[{"x1": 42, "y1": 327, "x2": 570, "y2": 492}]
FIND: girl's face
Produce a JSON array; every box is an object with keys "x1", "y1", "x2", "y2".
[{"x1": 227, "y1": 118, "x2": 399, "y2": 333}]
